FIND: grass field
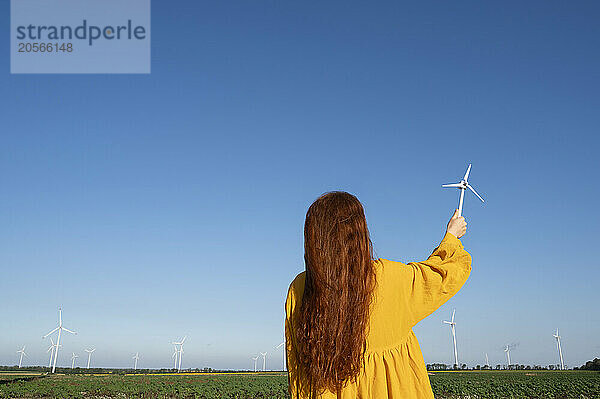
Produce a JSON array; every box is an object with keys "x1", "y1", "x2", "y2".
[{"x1": 0, "y1": 371, "x2": 598, "y2": 398}]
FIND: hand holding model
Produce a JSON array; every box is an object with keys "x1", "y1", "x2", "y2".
[{"x1": 446, "y1": 209, "x2": 467, "y2": 239}]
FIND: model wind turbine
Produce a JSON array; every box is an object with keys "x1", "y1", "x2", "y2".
[
  {"x1": 553, "y1": 328, "x2": 565, "y2": 370},
  {"x1": 71, "y1": 352, "x2": 79, "y2": 369},
  {"x1": 485, "y1": 353, "x2": 490, "y2": 369},
  {"x1": 43, "y1": 307, "x2": 77, "y2": 373},
  {"x1": 260, "y1": 352, "x2": 267, "y2": 372},
  {"x1": 133, "y1": 352, "x2": 140, "y2": 370},
  {"x1": 16, "y1": 346, "x2": 27, "y2": 368},
  {"x1": 504, "y1": 345, "x2": 512, "y2": 368},
  {"x1": 251, "y1": 355, "x2": 259, "y2": 372},
  {"x1": 442, "y1": 164, "x2": 485, "y2": 216},
  {"x1": 275, "y1": 342, "x2": 285, "y2": 371},
  {"x1": 442, "y1": 309, "x2": 459, "y2": 368},
  {"x1": 84, "y1": 348, "x2": 95, "y2": 369},
  {"x1": 172, "y1": 336, "x2": 186, "y2": 372}
]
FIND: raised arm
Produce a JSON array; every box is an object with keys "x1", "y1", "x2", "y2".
[{"x1": 406, "y1": 210, "x2": 472, "y2": 326}]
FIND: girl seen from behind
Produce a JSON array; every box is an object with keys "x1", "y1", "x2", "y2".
[{"x1": 285, "y1": 191, "x2": 471, "y2": 398}]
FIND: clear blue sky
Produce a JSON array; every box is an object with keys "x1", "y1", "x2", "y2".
[{"x1": 1, "y1": 1, "x2": 599, "y2": 370}]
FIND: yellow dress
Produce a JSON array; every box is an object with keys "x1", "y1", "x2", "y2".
[{"x1": 285, "y1": 232, "x2": 472, "y2": 398}]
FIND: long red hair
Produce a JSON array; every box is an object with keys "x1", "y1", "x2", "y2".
[{"x1": 294, "y1": 191, "x2": 376, "y2": 397}]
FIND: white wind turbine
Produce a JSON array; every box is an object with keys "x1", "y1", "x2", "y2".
[
  {"x1": 43, "y1": 307, "x2": 77, "y2": 373},
  {"x1": 47, "y1": 338, "x2": 57, "y2": 368},
  {"x1": 71, "y1": 352, "x2": 79, "y2": 369},
  {"x1": 504, "y1": 345, "x2": 512, "y2": 368},
  {"x1": 84, "y1": 348, "x2": 95, "y2": 369},
  {"x1": 16, "y1": 346, "x2": 27, "y2": 368},
  {"x1": 171, "y1": 336, "x2": 186, "y2": 372},
  {"x1": 171, "y1": 346, "x2": 178, "y2": 369},
  {"x1": 553, "y1": 328, "x2": 565, "y2": 370},
  {"x1": 251, "y1": 355, "x2": 259, "y2": 372},
  {"x1": 275, "y1": 342, "x2": 285, "y2": 371},
  {"x1": 485, "y1": 353, "x2": 490, "y2": 369},
  {"x1": 442, "y1": 164, "x2": 485, "y2": 216},
  {"x1": 133, "y1": 352, "x2": 140, "y2": 370},
  {"x1": 260, "y1": 352, "x2": 267, "y2": 372},
  {"x1": 442, "y1": 309, "x2": 459, "y2": 368}
]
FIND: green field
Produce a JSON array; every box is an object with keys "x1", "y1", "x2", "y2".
[
  {"x1": 0, "y1": 371, "x2": 598, "y2": 398},
  {"x1": 429, "y1": 371, "x2": 600, "y2": 398}
]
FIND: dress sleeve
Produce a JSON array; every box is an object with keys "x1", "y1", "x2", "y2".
[{"x1": 405, "y1": 232, "x2": 472, "y2": 326}]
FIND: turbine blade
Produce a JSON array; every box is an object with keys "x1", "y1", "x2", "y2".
[
  {"x1": 43, "y1": 327, "x2": 59, "y2": 338},
  {"x1": 463, "y1": 164, "x2": 472, "y2": 181},
  {"x1": 452, "y1": 309, "x2": 456, "y2": 322},
  {"x1": 467, "y1": 184, "x2": 485, "y2": 202},
  {"x1": 442, "y1": 183, "x2": 462, "y2": 188},
  {"x1": 62, "y1": 327, "x2": 77, "y2": 335}
]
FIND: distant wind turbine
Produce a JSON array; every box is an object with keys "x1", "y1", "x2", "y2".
[
  {"x1": 504, "y1": 345, "x2": 512, "y2": 368},
  {"x1": 443, "y1": 309, "x2": 459, "y2": 368},
  {"x1": 485, "y1": 353, "x2": 490, "y2": 369},
  {"x1": 16, "y1": 346, "x2": 27, "y2": 368},
  {"x1": 442, "y1": 164, "x2": 485, "y2": 216},
  {"x1": 43, "y1": 307, "x2": 77, "y2": 373},
  {"x1": 46, "y1": 339, "x2": 56, "y2": 368},
  {"x1": 171, "y1": 346, "x2": 178, "y2": 369},
  {"x1": 84, "y1": 348, "x2": 96, "y2": 369},
  {"x1": 260, "y1": 352, "x2": 267, "y2": 372},
  {"x1": 553, "y1": 328, "x2": 565, "y2": 370},
  {"x1": 133, "y1": 352, "x2": 140, "y2": 370},
  {"x1": 71, "y1": 352, "x2": 79, "y2": 369},
  {"x1": 251, "y1": 355, "x2": 259, "y2": 372},
  {"x1": 275, "y1": 342, "x2": 285, "y2": 371},
  {"x1": 172, "y1": 336, "x2": 186, "y2": 372}
]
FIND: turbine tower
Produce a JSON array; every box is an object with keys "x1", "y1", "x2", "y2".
[
  {"x1": 442, "y1": 309, "x2": 459, "y2": 368},
  {"x1": 171, "y1": 336, "x2": 186, "y2": 372},
  {"x1": 504, "y1": 345, "x2": 511, "y2": 368},
  {"x1": 553, "y1": 328, "x2": 565, "y2": 370},
  {"x1": 485, "y1": 353, "x2": 490, "y2": 369},
  {"x1": 133, "y1": 352, "x2": 140, "y2": 370},
  {"x1": 275, "y1": 342, "x2": 285, "y2": 371},
  {"x1": 71, "y1": 352, "x2": 79, "y2": 369},
  {"x1": 43, "y1": 307, "x2": 77, "y2": 373},
  {"x1": 16, "y1": 346, "x2": 27, "y2": 368},
  {"x1": 251, "y1": 355, "x2": 259, "y2": 372},
  {"x1": 442, "y1": 164, "x2": 485, "y2": 216},
  {"x1": 260, "y1": 352, "x2": 267, "y2": 372},
  {"x1": 84, "y1": 348, "x2": 95, "y2": 369}
]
